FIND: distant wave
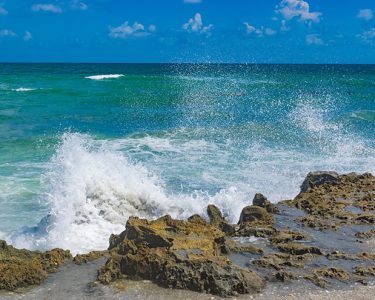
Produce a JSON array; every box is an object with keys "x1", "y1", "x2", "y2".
[
  {"x1": 12, "y1": 87, "x2": 37, "y2": 92},
  {"x1": 85, "y1": 74, "x2": 124, "y2": 80}
]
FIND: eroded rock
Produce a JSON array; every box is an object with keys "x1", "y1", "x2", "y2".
[
  {"x1": 98, "y1": 215, "x2": 265, "y2": 297},
  {"x1": 207, "y1": 205, "x2": 236, "y2": 235},
  {"x1": 0, "y1": 240, "x2": 71, "y2": 291},
  {"x1": 252, "y1": 193, "x2": 279, "y2": 214}
]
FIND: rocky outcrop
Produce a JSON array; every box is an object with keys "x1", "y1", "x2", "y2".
[
  {"x1": 286, "y1": 172, "x2": 375, "y2": 230},
  {"x1": 98, "y1": 215, "x2": 265, "y2": 297},
  {"x1": 207, "y1": 205, "x2": 236, "y2": 235},
  {"x1": 252, "y1": 193, "x2": 279, "y2": 214},
  {"x1": 300, "y1": 171, "x2": 339, "y2": 193},
  {"x1": 0, "y1": 240, "x2": 71, "y2": 291},
  {"x1": 1, "y1": 171, "x2": 374, "y2": 296},
  {"x1": 73, "y1": 251, "x2": 106, "y2": 265}
]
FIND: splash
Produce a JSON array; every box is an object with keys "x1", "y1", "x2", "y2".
[{"x1": 11, "y1": 133, "x2": 243, "y2": 254}]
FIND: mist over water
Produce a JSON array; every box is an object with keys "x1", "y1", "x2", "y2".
[{"x1": 0, "y1": 64, "x2": 374, "y2": 254}]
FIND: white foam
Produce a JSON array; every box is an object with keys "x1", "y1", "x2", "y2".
[
  {"x1": 10, "y1": 112, "x2": 375, "y2": 254},
  {"x1": 85, "y1": 74, "x2": 124, "y2": 80},
  {"x1": 12, "y1": 87, "x2": 36, "y2": 92},
  {"x1": 11, "y1": 133, "x2": 212, "y2": 254}
]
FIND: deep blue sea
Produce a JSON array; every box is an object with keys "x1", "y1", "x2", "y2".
[{"x1": 0, "y1": 63, "x2": 374, "y2": 253}]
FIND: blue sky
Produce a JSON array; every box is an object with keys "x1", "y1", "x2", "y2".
[{"x1": 0, "y1": 0, "x2": 374, "y2": 63}]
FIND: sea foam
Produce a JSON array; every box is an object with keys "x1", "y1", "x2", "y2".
[
  {"x1": 85, "y1": 74, "x2": 124, "y2": 80},
  {"x1": 12, "y1": 88, "x2": 37, "y2": 92}
]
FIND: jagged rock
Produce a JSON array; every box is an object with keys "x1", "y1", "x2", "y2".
[
  {"x1": 252, "y1": 193, "x2": 279, "y2": 214},
  {"x1": 0, "y1": 240, "x2": 71, "y2": 291},
  {"x1": 73, "y1": 251, "x2": 106, "y2": 265},
  {"x1": 187, "y1": 214, "x2": 207, "y2": 225},
  {"x1": 300, "y1": 171, "x2": 339, "y2": 193},
  {"x1": 252, "y1": 253, "x2": 310, "y2": 270},
  {"x1": 236, "y1": 226, "x2": 276, "y2": 238},
  {"x1": 238, "y1": 206, "x2": 273, "y2": 225},
  {"x1": 355, "y1": 229, "x2": 375, "y2": 239},
  {"x1": 276, "y1": 242, "x2": 323, "y2": 255},
  {"x1": 269, "y1": 230, "x2": 306, "y2": 244},
  {"x1": 274, "y1": 271, "x2": 296, "y2": 282},
  {"x1": 222, "y1": 240, "x2": 263, "y2": 255},
  {"x1": 207, "y1": 205, "x2": 235, "y2": 235},
  {"x1": 98, "y1": 215, "x2": 265, "y2": 297},
  {"x1": 354, "y1": 266, "x2": 375, "y2": 276},
  {"x1": 287, "y1": 172, "x2": 375, "y2": 230},
  {"x1": 305, "y1": 267, "x2": 350, "y2": 288},
  {"x1": 315, "y1": 267, "x2": 350, "y2": 282}
]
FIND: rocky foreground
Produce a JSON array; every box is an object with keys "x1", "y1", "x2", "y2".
[{"x1": 0, "y1": 171, "x2": 374, "y2": 298}]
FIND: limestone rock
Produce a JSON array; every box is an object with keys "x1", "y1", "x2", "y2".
[
  {"x1": 98, "y1": 215, "x2": 265, "y2": 297},
  {"x1": 252, "y1": 193, "x2": 279, "y2": 214},
  {"x1": 238, "y1": 206, "x2": 273, "y2": 225},
  {"x1": 300, "y1": 171, "x2": 339, "y2": 193},
  {"x1": 207, "y1": 205, "x2": 235, "y2": 235},
  {"x1": 0, "y1": 240, "x2": 71, "y2": 291}
]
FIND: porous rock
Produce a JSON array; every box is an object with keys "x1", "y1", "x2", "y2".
[
  {"x1": 0, "y1": 240, "x2": 71, "y2": 291},
  {"x1": 98, "y1": 215, "x2": 265, "y2": 297}
]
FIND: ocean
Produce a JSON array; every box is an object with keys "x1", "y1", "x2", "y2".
[{"x1": 0, "y1": 63, "x2": 374, "y2": 254}]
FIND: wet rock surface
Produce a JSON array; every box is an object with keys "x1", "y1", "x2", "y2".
[{"x1": 0, "y1": 171, "x2": 374, "y2": 298}]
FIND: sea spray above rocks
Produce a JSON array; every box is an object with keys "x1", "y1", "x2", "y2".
[{"x1": 1, "y1": 171, "x2": 374, "y2": 297}]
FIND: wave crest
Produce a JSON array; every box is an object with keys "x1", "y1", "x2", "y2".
[{"x1": 85, "y1": 74, "x2": 124, "y2": 80}]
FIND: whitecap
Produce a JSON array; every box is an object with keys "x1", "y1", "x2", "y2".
[
  {"x1": 85, "y1": 74, "x2": 124, "y2": 80},
  {"x1": 12, "y1": 88, "x2": 37, "y2": 92}
]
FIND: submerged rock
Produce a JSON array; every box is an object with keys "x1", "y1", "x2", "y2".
[
  {"x1": 98, "y1": 215, "x2": 265, "y2": 297},
  {"x1": 0, "y1": 240, "x2": 71, "y2": 291}
]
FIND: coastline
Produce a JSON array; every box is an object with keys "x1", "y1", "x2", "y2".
[{"x1": 1, "y1": 171, "x2": 374, "y2": 298}]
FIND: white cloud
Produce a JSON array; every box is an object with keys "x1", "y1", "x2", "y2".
[
  {"x1": 184, "y1": 0, "x2": 202, "y2": 3},
  {"x1": 357, "y1": 28, "x2": 375, "y2": 43},
  {"x1": 306, "y1": 34, "x2": 324, "y2": 45},
  {"x1": 357, "y1": 9, "x2": 373, "y2": 21},
  {"x1": 265, "y1": 28, "x2": 277, "y2": 36},
  {"x1": 244, "y1": 22, "x2": 277, "y2": 37},
  {"x1": 32, "y1": 4, "x2": 63, "y2": 13},
  {"x1": 23, "y1": 31, "x2": 32, "y2": 41},
  {"x1": 0, "y1": 29, "x2": 16, "y2": 37},
  {"x1": 109, "y1": 22, "x2": 155, "y2": 39},
  {"x1": 0, "y1": 6, "x2": 8, "y2": 15},
  {"x1": 72, "y1": 0, "x2": 88, "y2": 11},
  {"x1": 183, "y1": 13, "x2": 213, "y2": 34},
  {"x1": 276, "y1": 0, "x2": 322, "y2": 23}
]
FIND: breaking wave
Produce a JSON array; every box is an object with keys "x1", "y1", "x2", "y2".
[{"x1": 85, "y1": 74, "x2": 124, "y2": 80}]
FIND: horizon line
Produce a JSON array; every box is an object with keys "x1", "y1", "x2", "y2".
[{"x1": 1, "y1": 62, "x2": 375, "y2": 65}]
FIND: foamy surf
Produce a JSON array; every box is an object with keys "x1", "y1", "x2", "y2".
[
  {"x1": 10, "y1": 132, "x2": 259, "y2": 254},
  {"x1": 85, "y1": 74, "x2": 124, "y2": 80}
]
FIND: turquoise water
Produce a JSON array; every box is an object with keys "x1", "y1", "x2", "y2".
[{"x1": 0, "y1": 63, "x2": 374, "y2": 253}]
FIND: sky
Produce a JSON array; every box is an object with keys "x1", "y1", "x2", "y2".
[{"x1": 0, "y1": 0, "x2": 374, "y2": 63}]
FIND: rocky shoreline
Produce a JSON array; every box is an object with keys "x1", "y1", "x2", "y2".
[{"x1": 1, "y1": 171, "x2": 374, "y2": 298}]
